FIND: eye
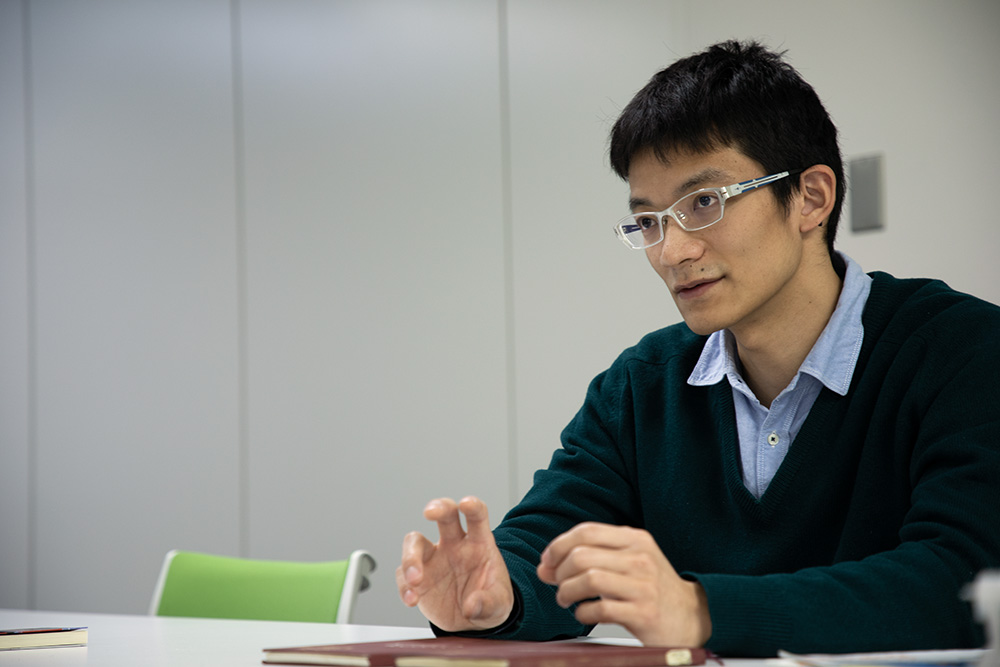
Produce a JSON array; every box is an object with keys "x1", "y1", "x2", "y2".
[
  {"x1": 636, "y1": 215, "x2": 659, "y2": 231},
  {"x1": 692, "y1": 193, "x2": 719, "y2": 210}
]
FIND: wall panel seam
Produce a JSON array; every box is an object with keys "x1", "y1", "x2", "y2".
[
  {"x1": 497, "y1": 0, "x2": 518, "y2": 506},
  {"x1": 230, "y1": 0, "x2": 251, "y2": 558},
  {"x1": 21, "y1": 0, "x2": 38, "y2": 610}
]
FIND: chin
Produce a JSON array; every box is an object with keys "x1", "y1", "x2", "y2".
[
  {"x1": 674, "y1": 305, "x2": 725, "y2": 336},
  {"x1": 684, "y1": 320, "x2": 725, "y2": 336}
]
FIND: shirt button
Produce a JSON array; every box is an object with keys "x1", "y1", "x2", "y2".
[{"x1": 767, "y1": 432, "x2": 780, "y2": 446}]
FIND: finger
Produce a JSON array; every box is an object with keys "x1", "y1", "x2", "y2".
[
  {"x1": 401, "y1": 530, "x2": 435, "y2": 566},
  {"x1": 460, "y1": 584, "x2": 514, "y2": 628},
  {"x1": 541, "y1": 523, "x2": 638, "y2": 571},
  {"x1": 395, "y1": 564, "x2": 420, "y2": 607},
  {"x1": 424, "y1": 497, "x2": 466, "y2": 543},
  {"x1": 458, "y1": 496, "x2": 493, "y2": 541},
  {"x1": 539, "y1": 543, "x2": 634, "y2": 586},
  {"x1": 572, "y1": 596, "x2": 634, "y2": 628},
  {"x1": 553, "y1": 568, "x2": 641, "y2": 609},
  {"x1": 400, "y1": 530, "x2": 435, "y2": 586},
  {"x1": 461, "y1": 589, "x2": 486, "y2": 621}
]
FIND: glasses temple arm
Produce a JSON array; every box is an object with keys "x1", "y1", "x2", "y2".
[{"x1": 724, "y1": 169, "x2": 802, "y2": 197}]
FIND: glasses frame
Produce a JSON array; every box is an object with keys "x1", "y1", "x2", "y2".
[{"x1": 613, "y1": 170, "x2": 800, "y2": 250}]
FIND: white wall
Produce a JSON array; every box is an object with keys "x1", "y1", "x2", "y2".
[
  {"x1": 0, "y1": 0, "x2": 31, "y2": 614},
  {"x1": 1, "y1": 0, "x2": 998, "y2": 629}
]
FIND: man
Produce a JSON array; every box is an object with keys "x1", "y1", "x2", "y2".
[{"x1": 396, "y1": 40, "x2": 1000, "y2": 657}]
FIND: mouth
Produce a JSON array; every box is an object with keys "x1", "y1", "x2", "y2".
[{"x1": 673, "y1": 277, "x2": 722, "y2": 300}]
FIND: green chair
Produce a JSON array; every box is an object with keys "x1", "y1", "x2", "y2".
[{"x1": 148, "y1": 549, "x2": 375, "y2": 624}]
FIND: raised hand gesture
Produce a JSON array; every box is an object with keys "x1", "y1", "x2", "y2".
[{"x1": 397, "y1": 496, "x2": 515, "y2": 632}]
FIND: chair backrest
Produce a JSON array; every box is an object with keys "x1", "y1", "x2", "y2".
[{"x1": 148, "y1": 549, "x2": 375, "y2": 624}]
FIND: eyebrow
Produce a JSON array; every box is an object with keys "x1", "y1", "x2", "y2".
[
  {"x1": 677, "y1": 168, "x2": 730, "y2": 195},
  {"x1": 628, "y1": 167, "x2": 732, "y2": 212}
]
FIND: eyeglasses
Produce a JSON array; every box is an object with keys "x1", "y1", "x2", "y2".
[{"x1": 613, "y1": 170, "x2": 799, "y2": 250}]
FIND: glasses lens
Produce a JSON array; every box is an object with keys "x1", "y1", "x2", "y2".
[
  {"x1": 617, "y1": 214, "x2": 662, "y2": 249},
  {"x1": 674, "y1": 189, "x2": 723, "y2": 231}
]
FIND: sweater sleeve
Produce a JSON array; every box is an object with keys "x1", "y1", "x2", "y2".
[{"x1": 487, "y1": 349, "x2": 646, "y2": 641}]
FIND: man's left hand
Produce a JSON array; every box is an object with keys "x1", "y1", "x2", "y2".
[{"x1": 536, "y1": 522, "x2": 712, "y2": 647}]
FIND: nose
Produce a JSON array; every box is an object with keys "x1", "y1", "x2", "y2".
[{"x1": 653, "y1": 217, "x2": 703, "y2": 267}]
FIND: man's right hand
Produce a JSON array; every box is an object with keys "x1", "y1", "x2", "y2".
[{"x1": 397, "y1": 496, "x2": 515, "y2": 632}]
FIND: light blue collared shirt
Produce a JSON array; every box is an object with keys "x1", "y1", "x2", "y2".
[{"x1": 687, "y1": 253, "x2": 872, "y2": 499}]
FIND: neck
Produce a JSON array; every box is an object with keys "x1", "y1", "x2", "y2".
[{"x1": 731, "y1": 252, "x2": 843, "y2": 408}]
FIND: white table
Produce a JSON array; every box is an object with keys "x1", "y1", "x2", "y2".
[
  {"x1": 0, "y1": 609, "x2": 434, "y2": 666},
  {"x1": 0, "y1": 609, "x2": 768, "y2": 666}
]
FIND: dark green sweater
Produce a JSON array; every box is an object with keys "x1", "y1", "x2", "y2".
[{"x1": 491, "y1": 272, "x2": 1000, "y2": 656}]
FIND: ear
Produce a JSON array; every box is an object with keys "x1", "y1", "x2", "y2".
[{"x1": 796, "y1": 164, "x2": 836, "y2": 234}]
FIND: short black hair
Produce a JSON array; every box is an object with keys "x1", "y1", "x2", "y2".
[{"x1": 609, "y1": 40, "x2": 845, "y2": 256}]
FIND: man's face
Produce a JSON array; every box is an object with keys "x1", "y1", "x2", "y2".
[{"x1": 628, "y1": 146, "x2": 806, "y2": 338}]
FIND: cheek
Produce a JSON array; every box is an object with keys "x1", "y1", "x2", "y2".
[
  {"x1": 644, "y1": 247, "x2": 664, "y2": 275},
  {"x1": 737, "y1": 229, "x2": 803, "y2": 296},
  {"x1": 727, "y1": 209, "x2": 798, "y2": 261}
]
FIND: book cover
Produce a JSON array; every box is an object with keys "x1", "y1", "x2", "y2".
[
  {"x1": 0, "y1": 627, "x2": 88, "y2": 651},
  {"x1": 262, "y1": 636, "x2": 710, "y2": 667}
]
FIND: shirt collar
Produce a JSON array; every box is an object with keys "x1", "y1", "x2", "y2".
[{"x1": 688, "y1": 252, "x2": 872, "y2": 397}]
